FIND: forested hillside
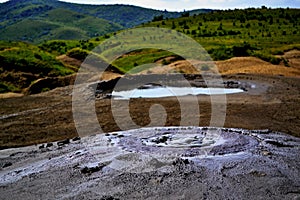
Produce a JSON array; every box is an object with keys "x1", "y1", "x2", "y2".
[
  {"x1": 0, "y1": 0, "x2": 211, "y2": 43},
  {"x1": 140, "y1": 7, "x2": 300, "y2": 63}
]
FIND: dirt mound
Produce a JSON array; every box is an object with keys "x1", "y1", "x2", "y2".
[
  {"x1": 281, "y1": 49, "x2": 300, "y2": 70},
  {"x1": 58, "y1": 54, "x2": 123, "y2": 80},
  {"x1": 25, "y1": 74, "x2": 77, "y2": 95},
  {"x1": 141, "y1": 50, "x2": 300, "y2": 77},
  {"x1": 217, "y1": 56, "x2": 300, "y2": 77},
  {"x1": 56, "y1": 55, "x2": 82, "y2": 70}
]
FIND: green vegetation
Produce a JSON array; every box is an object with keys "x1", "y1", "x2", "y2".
[
  {"x1": 0, "y1": 4, "x2": 299, "y2": 93},
  {"x1": 0, "y1": 32, "x2": 117, "y2": 93},
  {"x1": 0, "y1": 0, "x2": 200, "y2": 43},
  {"x1": 66, "y1": 48, "x2": 90, "y2": 62},
  {"x1": 39, "y1": 39, "x2": 101, "y2": 55},
  {"x1": 0, "y1": 8, "x2": 122, "y2": 43},
  {"x1": 136, "y1": 7, "x2": 300, "y2": 63},
  {"x1": 0, "y1": 41, "x2": 75, "y2": 93},
  {"x1": 112, "y1": 49, "x2": 175, "y2": 73}
]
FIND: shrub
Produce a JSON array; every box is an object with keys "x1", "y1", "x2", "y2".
[
  {"x1": 41, "y1": 87, "x2": 50, "y2": 93},
  {"x1": 208, "y1": 46, "x2": 233, "y2": 60},
  {"x1": 254, "y1": 53, "x2": 282, "y2": 65},
  {"x1": 0, "y1": 82, "x2": 19, "y2": 93},
  {"x1": 152, "y1": 15, "x2": 164, "y2": 22},
  {"x1": 67, "y1": 48, "x2": 89, "y2": 61},
  {"x1": 283, "y1": 58, "x2": 290, "y2": 67},
  {"x1": 232, "y1": 43, "x2": 254, "y2": 57}
]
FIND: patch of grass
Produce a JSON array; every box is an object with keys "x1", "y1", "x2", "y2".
[
  {"x1": 253, "y1": 52, "x2": 282, "y2": 65},
  {"x1": 0, "y1": 41, "x2": 75, "y2": 93},
  {"x1": 0, "y1": 82, "x2": 20, "y2": 93},
  {"x1": 112, "y1": 49, "x2": 175, "y2": 73},
  {"x1": 41, "y1": 87, "x2": 50, "y2": 93},
  {"x1": 66, "y1": 48, "x2": 89, "y2": 62},
  {"x1": 39, "y1": 39, "x2": 103, "y2": 55}
]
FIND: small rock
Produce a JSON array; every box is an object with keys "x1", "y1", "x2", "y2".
[
  {"x1": 46, "y1": 143, "x2": 53, "y2": 148},
  {"x1": 100, "y1": 196, "x2": 119, "y2": 200},
  {"x1": 57, "y1": 139, "x2": 70, "y2": 146},
  {"x1": 172, "y1": 158, "x2": 190, "y2": 166},
  {"x1": 265, "y1": 140, "x2": 292, "y2": 148},
  {"x1": 262, "y1": 150, "x2": 272, "y2": 156},
  {"x1": 39, "y1": 144, "x2": 45, "y2": 149},
  {"x1": 3, "y1": 162, "x2": 12, "y2": 168},
  {"x1": 151, "y1": 136, "x2": 169, "y2": 144},
  {"x1": 72, "y1": 137, "x2": 81, "y2": 142},
  {"x1": 250, "y1": 170, "x2": 267, "y2": 177},
  {"x1": 80, "y1": 163, "x2": 107, "y2": 175}
]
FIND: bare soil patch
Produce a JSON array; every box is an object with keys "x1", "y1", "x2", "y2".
[
  {"x1": 0, "y1": 72, "x2": 299, "y2": 149},
  {"x1": 143, "y1": 50, "x2": 300, "y2": 77}
]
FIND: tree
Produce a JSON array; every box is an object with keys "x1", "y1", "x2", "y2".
[
  {"x1": 282, "y1": 30, "x2": 287, "y2": 35},
  {"x1": 152, "y1": 15, "x2": 163, "y2": 22},
  {"x1": 232, "y1": 42, "x2": 252, "y2": 57},
  {"x1": 269, "y1": 16, "x2": 273, "y2": 25},
  {"x1": 217, "y1": 23, "x2": 223, "y2": 30},
  {"x1": 240, "y1": 15, "x2": 246, "y2": 23},
  {"x1": 172, "y1": 21, "x2": 176, "y2": 29},
  {"x1": 181, "y1": 12, "x2": 190, "y2": 17}
]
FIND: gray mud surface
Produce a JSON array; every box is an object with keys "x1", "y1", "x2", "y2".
[{"x1": 1, "y1": 127, "x2": 299, "y2": 200}]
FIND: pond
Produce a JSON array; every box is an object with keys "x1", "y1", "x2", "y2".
[{"x1": 112, "y1": 86, "x2": 244, "y2": 100}]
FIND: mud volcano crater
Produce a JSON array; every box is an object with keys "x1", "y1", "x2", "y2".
[
  {"x1": 106, "y1": 127, "x2": 260, "y2": 158},
  {"x1": 1, "y1": 127, "x2": 300, "y2": 199}
]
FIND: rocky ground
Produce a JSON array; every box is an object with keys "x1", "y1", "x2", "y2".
[{"x1": 0, "y1": 127, "x2": 299, "y2": 199}]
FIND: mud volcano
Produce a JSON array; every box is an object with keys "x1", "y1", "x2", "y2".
[
  {"x1": 105, "y1": 127, "x2": 258, "y2": 158},
  {"x1": 0, "y1": 127, "x2": 299, "y2": 199}
]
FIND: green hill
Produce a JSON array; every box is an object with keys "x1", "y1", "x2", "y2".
[
  {"x1": 94, "y1": 8, "x2": 300, "y2": 74},
  {"x1": 0, "y1": 0, "x2": 211, "y2": 43},
  {"x1": 100, "y1": 7, "x2": 299, "y2": 73},
  {"x1": 138, "y1": 8, "x2": 300, "y2": 63},
  {"x1": 0, "y1": 1, "x2": 123, "y2": 43}
]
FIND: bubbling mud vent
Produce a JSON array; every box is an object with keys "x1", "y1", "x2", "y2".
[{"x1": 105, "y1": 127, "x2": 259, "y2": 160}]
